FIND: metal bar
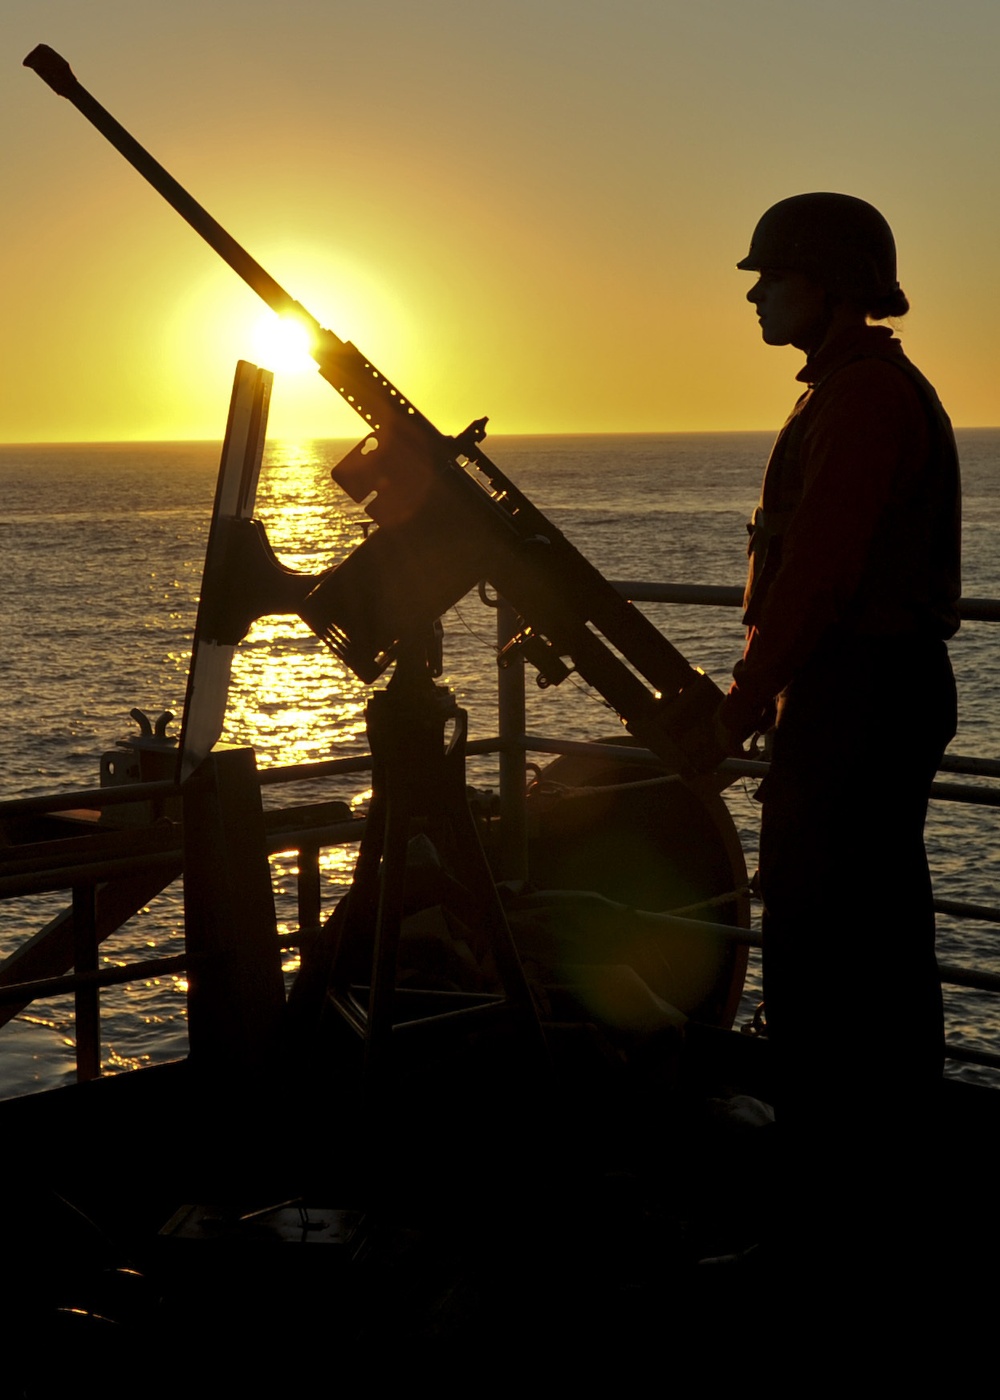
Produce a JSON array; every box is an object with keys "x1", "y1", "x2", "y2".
[
  {"x1": 929, "y1": 780, "x2": 1000, "y2": 808},
  {"x1": 390, "y1": 997, "x2": 513, "y2": 1036},
  {"x1": 1, "y1": 931, "x2": 993, "y2": 1029},
  {"x1": 297, "y1": 845, "x2": 321, "y2": 934},
  {"x1": 938, "y1": 755, "x2": 1000, "y2": 779},
  {"x1": 0, "y1": 850, "x2": 181, "y2": 900},
  {"x1": 935, "y1": 898, "x2": 1000, "y2": 926},
  {"x1": 945, "y1": 1044, "x2": 1000, "y2": 1071},
  {"x1": 0, "y1": 827, "x2": 178, "y2": 879},
  {"x1": 609, "y1": 580, "x2": 1000, "y2": 622},
  {"x1": 516, "y1": 733, "x2": 1000, "y2": 795},
  {"x1": 257, "y1": 755, "x2": 373, "y2": 785},
  {"x1": 519, "y1": 734, "x2": 766, "y2": 781},
  {"x1": 519, "y1": 735, "x2": 664, "y2": 766},
  {"x1": 0, "y1": 722, "x2": 990, "y2": 824},
  {"x1": 0, "y1": 754, "x2": 376, "y2": 818},
  {"x1": 938, "y1": 962, "x2": 1000, "y2": 994},
  {"x1": 955, "y1": 598, "x2": 1000, "y2": 622},
  {"x1": 0, "y1": 779, "x2": 176, "y2": 819},
  {"x1": 611, "y1": 582, "x2": 744, "y2": 606},
  {"x1": 0, "y1": 952, "x2": 189, "y2": 1005},
  {"x1": 265, "y1": 818, "x2": 364, "y2": 854},
  {"x1": 496, "y1": 597, "x2": 528, "y2": 881},
  {"x1": 71, "y1": 884, "x2": 101, "y2": 1081},
  {"x1": 327, "y1": 989, "x2": 367, "y2": 1041},
  {"x1": 6, "y1": 938, "x2": 1000, "y2": 1023},
  {"x1": 0, "y1": 931, "x2": 310, "y2": 1007},
  {"x1": 0, "y1": 760, "x2": 376, "y2": 823},
  {"x1": 0, "y1": 860, "x2": 182, "y2": 1030},
  {"x1": 0, "y1": 820, "x2": 365, "y2": 900}
]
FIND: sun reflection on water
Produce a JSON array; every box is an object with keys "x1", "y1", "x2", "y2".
[{"x1": 219, "y1": 443, "x2": 374, "y2": 779}]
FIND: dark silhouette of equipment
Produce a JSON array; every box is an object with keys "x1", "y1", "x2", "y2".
[
  {"x1": 178, "y1": 362, "x2": 549, "y2": 1090},
  {"x1": 320, "y1": 634, "x2": 549, "y2": 1096}
]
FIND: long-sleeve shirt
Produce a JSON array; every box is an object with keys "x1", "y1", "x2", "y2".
[{"x1": 720, "y1": 324, "x2": 961, "y2": 738}]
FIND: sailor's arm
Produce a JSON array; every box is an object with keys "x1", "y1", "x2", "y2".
[{"x1": 718, "y1": 359, "x2": 930, "y2": 739}]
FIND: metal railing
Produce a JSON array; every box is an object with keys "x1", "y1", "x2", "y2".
[{"x1": 0, "y1": 582, "x2": 997, "y2": 1084}]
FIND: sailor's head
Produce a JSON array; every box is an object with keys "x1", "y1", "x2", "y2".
[{"x1": 738, "y1": 193, "x2": 908, "y2": 350}]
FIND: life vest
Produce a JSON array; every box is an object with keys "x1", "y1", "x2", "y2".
[{"x1": 742, "y1": 349, "x2": 961, "y2": 640}]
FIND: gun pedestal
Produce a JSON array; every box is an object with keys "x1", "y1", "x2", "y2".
[{"x1": 326, "y1": 637, "x2": 547, "y2": 1105}]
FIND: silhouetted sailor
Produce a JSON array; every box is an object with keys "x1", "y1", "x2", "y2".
[{"x1": 718, "y1": 194, "x2": 961, "y2": 1138}]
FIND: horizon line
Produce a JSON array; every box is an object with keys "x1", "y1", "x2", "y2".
[{"x1": 2, "y1": 424, "x2": 998, "y2": 449}]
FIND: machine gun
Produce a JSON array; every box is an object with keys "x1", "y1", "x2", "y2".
[{"x1": 25, "y1": 45, "x2": 724, "y2": 776}]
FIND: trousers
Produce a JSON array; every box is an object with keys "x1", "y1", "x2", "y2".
[{"x1": 758, "y1": 633, "x2": 957, "y2": 1119}]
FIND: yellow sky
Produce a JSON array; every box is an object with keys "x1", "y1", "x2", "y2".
[{"x1": 3, "y1": 0, "x2": 999, "y2": 441}]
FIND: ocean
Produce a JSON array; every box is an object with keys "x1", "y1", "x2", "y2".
[{"x1": 1, "y1": 430, "x2": 998, "y2": 1094}]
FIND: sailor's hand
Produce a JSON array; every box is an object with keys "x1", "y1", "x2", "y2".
[
  {"x1": 683, "y1": 704, "x2": 746, "y2": 773},
  {"x1": 716, "y1": 686, "x2": 775, "y2": 750}
]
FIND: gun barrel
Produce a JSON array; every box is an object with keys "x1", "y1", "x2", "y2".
[{"x1": 23, "y1": 44, "x2": 324, "y2": 342}]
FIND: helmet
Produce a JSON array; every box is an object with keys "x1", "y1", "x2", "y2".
[{"x1": 736, "y1": 193, "x2": 899, "y2": 302}]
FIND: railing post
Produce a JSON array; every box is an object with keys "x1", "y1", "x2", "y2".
[
  {"x1": 182, "y1": 747, "x2": 286, "y2": 1073},
  {"x1": 72, "y1": 882, "x2": 101, "y2": 1081},
  {"x1": 496, "y1": 596, "x2": 529, "y2": 881},
  {"x1": 297, "y1": 843, "x2": 321, "y2": 936}
]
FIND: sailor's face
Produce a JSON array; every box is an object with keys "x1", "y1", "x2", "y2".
[{"x1": 746, "y1": 269, "x2": 827, "y2": 352}]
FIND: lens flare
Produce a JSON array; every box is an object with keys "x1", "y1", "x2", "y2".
[{"x1": 252, "y1": 313, "x2": 316, "y2": 374}]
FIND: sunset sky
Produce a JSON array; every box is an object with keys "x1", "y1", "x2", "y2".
[{"x1": 3, "y1": 0, "x2": 999, "y2": 441}]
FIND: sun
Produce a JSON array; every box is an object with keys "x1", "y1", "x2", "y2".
[{"x1": 251, "y1": 312, "x2": 317, "y2": 374}]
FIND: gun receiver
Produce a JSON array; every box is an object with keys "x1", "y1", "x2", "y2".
[{"x1": 25, "y1": 45, "x2": 724, "y2": 775}]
